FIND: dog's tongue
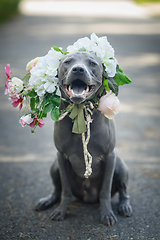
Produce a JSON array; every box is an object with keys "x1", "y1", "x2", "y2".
[{"x1": 72, "y1": 81, "x2": 86, "y2": 95}]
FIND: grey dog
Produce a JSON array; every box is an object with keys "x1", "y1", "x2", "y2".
[{"x1": 36, "y1": 52, "x2": 132, "y2": 226}]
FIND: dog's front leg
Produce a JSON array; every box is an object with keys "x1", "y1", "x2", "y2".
[
  {"x1": 50, "y1": 152, "x2": 72, "y2": 221},
  {"x1": 100, "y1": 150, "x2": 117, "y2": 226}
]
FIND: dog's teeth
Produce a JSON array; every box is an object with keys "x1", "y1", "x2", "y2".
[
  {"x1": 68, "y1": 85, "x2": 72, "y2": 91},
  {"x1": 86, "y1": 86, "x2": 89, "y2": 92},
  {"x1": 81, "y1": 90, "x2": 85, "y2": 95}
]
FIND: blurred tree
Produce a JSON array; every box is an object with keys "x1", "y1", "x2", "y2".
[{"x1": 0, "y1": 0, "x2": 21, "y2": 23}]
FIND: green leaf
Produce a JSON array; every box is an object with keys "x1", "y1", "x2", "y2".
[
  {"x1": 28, "y1": 89, "x2": 37, "y2": 97},
  {"x1": 35, "y1": 96, "x2": 40, "y2": 104},
  {"x1": 51, "y1": 96, "x2": 61, "y2": 107},
  {"x1": 42, "y1": 112, "x2": 47, "y2": 118},
  {"x1": 103, "y1": 78, "x2": 110, "y2": 91},
  {"x1": 21, "y1": 72, "x2": 31, "y2": 85},
  {"x1": 41, "y1": 94, "x2": 50, "y2": 106},
  {"x1": 108, "y1": 78, "x2": 119, "y2": 96},
  {"x1": 38, "y1": 111, "x2": 47, "y2": 119},
  {"x1": 97, "y1": 84, "x2": 106, "y2": 96},
  {"x1": 43, "y1": 102, "x2": 54, "y2": 113},
  {"x1": 103, "y1": 77, "x2": 119, "y2": 96},
  {"x1": 51, "y1": 107, "x2": 59, "y2": 121},
  {"x1": 30, "y1": 98, "x2": 35, "y2": 110},
  {"x1": 103, "y1": 69, "x2": 108, "y2": 79},
  {"x1": 115, "y1": 67, "x2": 132, "y2": 86},
  {"x1": 52, "y1": 46, "x2": 68, "y2": 55}
]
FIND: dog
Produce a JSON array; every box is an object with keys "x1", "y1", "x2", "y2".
[{"x1": 35, "y1": 51, "x2": 132, "y2": 226}]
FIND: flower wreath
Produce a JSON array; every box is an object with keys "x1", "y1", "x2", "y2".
[{"x1": 5, "y1": 33, "x2": 131, "y2": 177}]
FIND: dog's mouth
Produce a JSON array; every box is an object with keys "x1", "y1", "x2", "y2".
[{"x1": 64, "y1": 79, "x2": 95, "y2": 104}]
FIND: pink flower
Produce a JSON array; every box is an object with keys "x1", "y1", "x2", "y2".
[
  {"x1": 29, "y1": 117, "x2": 44, "y2": 128},
  {"x1": 5, "y1": 81, "x2": 16, "y2": 97},
  {"x1": 19, "y1": 114, "x2": 33, "y2": 127},
  {"x1": 5, "y1": 64, "x2": 12, "y2": 94},
  {"x1": 5, "y1": 64, "x2": 12, "y2": 79},
  {"x1": 11, "y1": 95, "x2": 24, "y2": 110},
  {"x1": 98, "y1": 91, "x2": 120, "y2": 119}
]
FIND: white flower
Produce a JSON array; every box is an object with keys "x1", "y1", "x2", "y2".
[
  {"x1": 103, "y1": 58, "x2": 117, "y2": 78},
  {"x1": 67, "y1": 37, "x2": 91, "y2": 53},
  {"x1": 98, "y1": 91, "x2": 120, "y2": 119},
  {"x1": 91, "y1": 33, "x2": 114, "y2": 59},
  {"x1": 26, "y1": 57, "x2": 40, "y2": 72},
  {"x1": 67, "y1": 33, "x2": 117, "y2": 78},
  {"x1": 45, "y1": 48, "x2": 62, "y2": 76},
  {"x1": 44, "y1": 79, "x2": 57, "y2": 93},
  {"x1": 28, "y1": 48, "x2": 63, "y2": 96},
  {"x1": 19, "y1": 114, "x2": 33, "y2": 127},
  {"x1": 6, "y1": 77, "x2": 24, "y2": 97},
  {"x1": 36, "y1": 84, "x2": 46, "y2": 97},
  {"x1": 12, "y1": 77, "x2": 23, "y2": 93}
]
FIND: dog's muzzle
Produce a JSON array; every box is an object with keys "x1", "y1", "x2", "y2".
[{"x1": 64, "y1": 65, "x2": 96, "y2": 104}]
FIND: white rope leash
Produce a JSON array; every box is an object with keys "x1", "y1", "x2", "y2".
[
  {"x1": 58, "y1": 111, "x2": 69, "y2": 121},
  {"x1": 82, "y1": 106, "x2": 93, "y2": 178}
]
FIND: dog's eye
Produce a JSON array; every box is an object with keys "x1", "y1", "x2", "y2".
[
  {"x1": 90, "y1": 61, "x2": 96, "y2": 66},
  {"x1": 65, "y1": 60, "x2": 71, "y2": 64}
]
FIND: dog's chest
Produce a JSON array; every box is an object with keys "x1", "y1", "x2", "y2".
[
  {"x1": 55, "y1": 116, "x2": 113, "y2": 152},
  {"x1": 54, "y1": 114, "x2": 116, "y2": 177}
]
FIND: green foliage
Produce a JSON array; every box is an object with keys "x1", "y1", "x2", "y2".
[
  {"x1": 30, "y1": 98, "x2": 35, "y2": 111},
  {"x1": 21, "y1": 73, "x2": 31, "y2": 85},
  {"x1": 43, "y1": 103, "x2": 54, "y2": 113},
  {"x1": 41, "y1": 93, "x2": 60, "y2": 121},
  {"x1": 53, "y1": 46, "x2": 68, "y2": 55},
  {"x1": 28, "y1": 89, "x2": 37, "y2": 98},
  {"x1": 107, "y1": 78, "x2": 119, "y2": 96},
  {"x1": 51, "y1": 107, "x2": 59, "y2": 121},
  {"x1": 0, "y1": 0, "x2": 21, "y2": 23},
  {"x1": 115, "y1": 67, "x2": 132, "y2": 86},
  {"x1": 102, "y1": 64, "x2": 131, "y2": 96},
  {"x1": 134, "y1": 0, "x2": 160, "y2": 3}
]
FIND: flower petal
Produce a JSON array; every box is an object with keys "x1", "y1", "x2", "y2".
[{"x1": 5, "y1": 64, "x2": 12, "y2": 79}]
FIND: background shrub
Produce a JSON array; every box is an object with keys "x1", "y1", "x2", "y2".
[{"x1": 0, "y1": 0, "x2": 21, "y2": 23}]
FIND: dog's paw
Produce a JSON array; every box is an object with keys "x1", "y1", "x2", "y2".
[
  {"x1": 35, "y1": 193, "x2": 59, "y2": 211},
  {"x1": 118, "y1": 200, "x2": 133, "y2": 217},
  {"x1": 49, "y1": 206, "x2": 67, "y2": 221},
  {"x1": 101, "y1": 211, "x2": 117, "y2": 226}
]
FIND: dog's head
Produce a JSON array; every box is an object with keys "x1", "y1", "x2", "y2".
[{"x1": 58, "y1": 52, "x2": 103, "y2": 104}]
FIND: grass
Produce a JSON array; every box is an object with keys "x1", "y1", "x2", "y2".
[{"x1": 0, "y1": 0, "x2": 21, "y2": 23}]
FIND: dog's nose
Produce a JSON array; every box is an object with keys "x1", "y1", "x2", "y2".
[{"x1": 72, "y1": 66, "x2": 84, "y2": 74}]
